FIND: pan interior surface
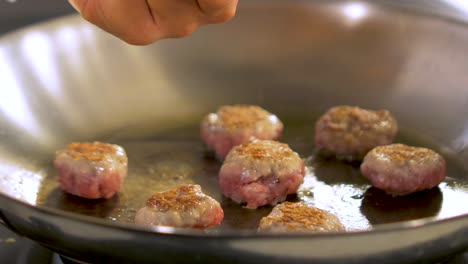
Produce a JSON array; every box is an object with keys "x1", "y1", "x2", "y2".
[
  {"x1": 35, "y1": 121, "x2": 468, "y2": 232},
  {"x1": 1, "y1": 0, "x2": 468, "y2": 236}
]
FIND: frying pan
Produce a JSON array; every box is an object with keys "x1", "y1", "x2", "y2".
[{"x1": 1, "y1": 0, "x2": 468, "y2": 263}]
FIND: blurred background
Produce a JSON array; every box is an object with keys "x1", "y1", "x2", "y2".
[
  {"x1": 0, "y1": 0, "x2": 74, "y2": 35},
  {"x1": 1, "y1": 0, "x2": 468, "y2": 36}
]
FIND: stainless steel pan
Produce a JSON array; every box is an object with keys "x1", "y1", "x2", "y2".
[{"x1": 1, "y1": 0, "x2": 468, "y2": 263}]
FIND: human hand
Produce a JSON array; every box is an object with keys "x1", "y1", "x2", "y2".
[{"x1": 68, "y1": 0, "x2": 238, "y2": 45}]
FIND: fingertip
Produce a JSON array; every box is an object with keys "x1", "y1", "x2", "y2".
[
  {"x1": 163, "y1": 23, "x2": 200, "y2": 39},
  {"x1": 207, "y1": 4, "x2": 237, "y2": 24},
  {"x1": 68, "y1": 0, "x2": 87, "y2": 13},
  {"x1": 198, "y1": 0, "x2": 238, "y2": 24},
  {"x1": 120, "y1": 34, "x2": 161, "y2": 46},
  {"x1": 115, "y1": 22, "x2": 164, "y2": 46},
  {"x1": 71, "y1": 0, "x2": 103, "y2": 28}
]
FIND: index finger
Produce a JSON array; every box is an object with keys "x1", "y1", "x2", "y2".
[{"x1": 68, "y1": 0, "x2": 161, "y2": 45}]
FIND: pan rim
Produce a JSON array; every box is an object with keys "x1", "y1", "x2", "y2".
[{"x1": 1, "y1": 191, "x2": 467, "y2": 239}]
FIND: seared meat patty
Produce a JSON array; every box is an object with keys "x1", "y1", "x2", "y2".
[
  {"x1": 219, "y1": 140, "x2": 305, "y2": 209},
  {"x1": 200, "y1": 105, "x2": 283, "y2": 160},
  {"x1": 314, "y1": 105, "x2": 398, "y2": 160},
  {"x1": 134, "y1": 184, "x2": 223, "y2": 228},
  {"x1": 361, "y1": 144, "x2": 446, "y2": 196},
  {"x1": 258, "y1": 202, "x2": 345, "y2": 233},
  {"x1": 54, "y1": 142, "x2": 128, "y2": 199}
]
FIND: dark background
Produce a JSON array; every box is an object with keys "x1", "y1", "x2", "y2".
[{"x1": 0, "y1": 0, "x2": 74, "y2": 35}]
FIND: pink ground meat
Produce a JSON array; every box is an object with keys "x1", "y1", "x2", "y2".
[
  {"x1": 219, "y1": 140, "x2": 305, "y2": 209},
  {"x1": 361, "y1": 144, "x2": 446, "y2": 196},
  {"x1": 315, "y1": 105, "x2": 398, "y2": 160},
  {"x1": 54, "y1": 141, "x2": 128, "y2": 199},
  {"x1": 134, "y1": 184, "x2": 224, "y2": 228},
  {"x1": 201, "y1": 105, "x2": 283, "y2": 160}
]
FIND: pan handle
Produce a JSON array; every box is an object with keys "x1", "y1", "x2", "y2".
[
  {"x1": 0, "y1": 211, "x2": 23, "y2": 236},
  {"x1": 0, "y1": 211, "x2": 7, "y2": 226}
]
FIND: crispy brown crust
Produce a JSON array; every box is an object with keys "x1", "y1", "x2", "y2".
[
  {"x1": 314, "y1": 105, "x2": 398, "y2": 160},
  {"x1": 229, "y1": 140, "x2": 297, "y2": 161},
  {"x1": 261, "y1": 202, "x2": 326, "y2": 229},
  {"x1": 214, "y1": 105, "x2": 277, "y2": 130},
  {"x1": 322, "y1": 106, "x2": 393, "y2": 131},
  {"x1": 146, "y1": 184, "x2": 207, "y2": 212},
  {"x1": 370, "y1": 144, "x2": 438, "y2": 166},
  {"x1": 66, "y1": 142, "x2": 118, "y2": 162}
]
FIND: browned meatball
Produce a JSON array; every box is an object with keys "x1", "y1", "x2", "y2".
[
  {"x1": 54, "y1": 142, "x2": 128, "y2": 199},
  {"x1": 258, "y1": 202, "x2": 345, "y2": 233},
  {"x1": 314, "y1": 106, "x2": 398, "y2": 160},
  {"x1": 134, "y1": 184, "x2": 224, "y2": 228},
  {"x1": 360, "y1": 144, "x2": 446, "y2": 196},
  {"x1": 219, "y1": 140, "x2": 305, "y2": 209},
  {"x1": 200, "y1": 105, "x2": 283, "y2": 160}
]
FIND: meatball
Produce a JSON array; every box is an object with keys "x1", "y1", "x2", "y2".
[
  {"x1": 219, "y1": 140, "x2": 305, "y2": 209},
  {"x1": 200, "y1": 105, "x2": 283, "y2": 160},
  {"x1": 314, "y1": 105, "x2": 398, "y2": 160},
  {"x1": 134, "y1": 184, "x2": 223, "y2": 228},
  {"x1": 54, "y1": 142, "x2": 128, "y2": 199},
  {"x1": 360, "y1": 144, "x2": 446, "y2": 196},
  {"x1": 258, "y1": 202, "x2": 345, "y2": 233}
]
